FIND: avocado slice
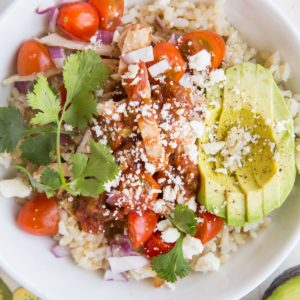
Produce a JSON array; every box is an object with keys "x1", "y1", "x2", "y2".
[
  {"x1": 197, "y1": 62, "x2": 296, "y2": 226},
  {"x1": 0, "y1": 278, "x2": 12, "y2": 300},
  {"x1": 263, "y1": 265, "x2": 300, "y2": 300}
]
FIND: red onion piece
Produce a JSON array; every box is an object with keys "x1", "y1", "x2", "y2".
[
  {"x1": 49, "y1": 7, "x2": 59, "y2": 33},
  {"x1": 167, "y1": 33, "x2": 177, "y2": 45},
  {"x1": 51, "y1": 244, "x2": 70, "y2": 258},
  {"x1": 49, "y1": 47, "x2": 66, "y2": 68},
  {"x1": 104, "y1": 269, "x2": 128, "y2": 281},
  {"x1": 35, "y1": 6, "x2": 55, "y2": 15},
  {"x1": 96, "y1": 30, "x2": 114, "y2": 45},
  {"x1": 106, "y1": 190, "x2": 126, "y2": 206},
  {"x1": 14, "y1": 81, "x2": 31, "y2": 94}
]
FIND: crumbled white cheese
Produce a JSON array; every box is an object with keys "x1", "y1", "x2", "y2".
[
  {"x1": 161, "y1": 227, "x2": 180, "y2": 243},
  {"x1": 122, "y1": 64, "x2": 139, "y2": 80},
  {"x1": 64, "y1": 124, "x2": 73, "y2": 132},
  {"x1": 274, "y1": 120, "x2": 290, "y2": 133},
  {"x1": 209, "y1": 69, "x2": 226, "y2": 84},
  {"x1": 163, "y1": 185, "x2": 179, "y2": 202},
  {"x1": 179, "y1": 73, "x2": 193, "y2": 88},
  {"x1": 0, "y1": 178, "x2": 32, "y2": 198},
  {"x1": 151, "y1": 199, "x2": 167, "y2": 214},
  {"x1": 145, "y1": 162, "x2": 156, "y2": 175},
  {"x1": 202, "y1": 141, "x2": 225, "y2": 155},
  {"x1": 0, "y1": 153, "x2": 11, "y2": 169},
  {"x1": 148, "y1": 59, "x2": 170, "y2": 78},
  {"x1": 188, "y1": 49, "x2": 211, "y2": 71},
  {"x1": 184, "y1": 143, "x2": 198, "y2": 164},
  {"x1": 286, "y1": 98, "x2": 300, "y2": 118},
  {"x1": 123, "y1": 46, "x2": 154, "y2": 64},
  {"x1": 104, "y1": 173, "x2": 121, "y2": 193},
  {"x1": 182, "y1": 235, "x2": 203, "y2": 260},
  {"x1": 190, "y1": 120, "x2": 205, "y2": 139},
  {"x1": 194, "y1": 252, "x2": 221, "y2": 273},
  {"x1": 157, "y1": 219, "x2": 172, "y2": 232},
  {"x1": 185, "y1": 197, "x2": 197, "y2": 212}
]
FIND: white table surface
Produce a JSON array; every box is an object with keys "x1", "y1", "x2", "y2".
[{"x1": 0, "y1": 0, "x2": 299, "y2": 299}]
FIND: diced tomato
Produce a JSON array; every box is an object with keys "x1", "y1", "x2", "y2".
[
  {"x1": 17, "y1": 40, "x2": 54, "y2": 76},
  {"x1": 147, "y1": 42, "x2": 185, "y2": 83},
  {"x1": 17, "y1": 193, "x2": 59, "y2": 236},
  {"x1": 144, "y1": 232, "x2": 174, "y2": 258},
  {"x1": 128, "y1": 210, "x2": 158, "y2": 249},
  {"x1": 178, "y1": 31, "x2": 226, "y2": 69},
  {"x1": 89, "y1": 0, "x2": 124, "y2": 31},
  {"x1": 195, "y1": 212, "x2": 223, "y2": 244},
  {"x1": 57, "y1": 2, "x2": 99, "y2": 42},
  {"x1": 123, "y1": 61, "x2": 151, "y2": 103}
]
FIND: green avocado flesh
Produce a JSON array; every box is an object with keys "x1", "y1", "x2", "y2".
[
  {"x1": 0, "y1": 278, "x2": 12, "y2": 300},
  {"x1": 197, "y1": 62, "x2": 296, "y2": 226},
  {"x1": 266, "y1": 276, "x2": 300, "y2": 300}
]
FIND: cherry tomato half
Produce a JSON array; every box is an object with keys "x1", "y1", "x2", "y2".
[
  {"x1": 179, "y1": 31, "x2": 226, "y2": 69},
  {"x1": 128, "y1": 210, "x2": 158, "y2": 249},
  {"x1": 144, "y1": 232, "x2": 174, "y2": 258},
  {"x1": 17, "y1": 193, "x2": 59, "y2": 236},
  {"x1": 17, "y1": 40, "x2": 54, "y2": 76},
  {"x1": 89, "y1": 0, "x2": 124, "y2": 31},
  {"x1": 147, "y1": 41, "x2": 185, "y2": 83},
  {"x1": 195, "y1": 212, "x2": 223, "y2": 244},
  {"x1": 57, "y1": 2, "x2": 99, "y2": 42}
]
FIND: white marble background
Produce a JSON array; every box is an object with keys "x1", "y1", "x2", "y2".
[{"x1": 0, "y1": 0, "x2": 299, "y2": 299}]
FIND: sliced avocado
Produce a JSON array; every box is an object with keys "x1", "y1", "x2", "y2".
[
  {"x1": 263, "y1": 265, "x2": 300, "y2": 300},
  {"x1": 198, "y1": 62, "x2": 296, "y2": 226},
  {"x1": 0, "y1": 278, "x2": 12, "y2": 300}
]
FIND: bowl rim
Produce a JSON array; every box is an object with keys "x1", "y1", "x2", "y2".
[{"x1": 0, "y1": 1, "x2": 300, "y2": 299}]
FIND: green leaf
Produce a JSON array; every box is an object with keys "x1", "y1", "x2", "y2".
[
  {"x1": 63, "y1": 92, "x2": 97, "y2": 129},
  {"x1": 70, "y1": 140, "x2": 119, "y2": 197},
  {"x1": 151, "y1": 235, "x2": 190, "y2": 283},
  {"x1": 0, "y1": 106, "x2": 25, "y2": 152},
  {"x1": 20, "y1": 133, "x2": 56, "y2": 166},
  {"x1": 63, "y1": 50, "x2": 109, "y2": 128},
  {"x1": 16, "y1": 165, "x2": 57, "y2": 197},
  {"x1": 169, "y1": 205, "x2": 198, "y2": 235},
  {"x1": 27, "y1": 76, "x2": 60, "y2": 125},
  {"x1": 41, "y1": 166, "x2": 61, "y2": 190}
]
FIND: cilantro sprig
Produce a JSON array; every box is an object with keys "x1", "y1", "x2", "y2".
[
  {"x1": 151, "y1": 205, "x2": 198, "y2": 283},
  {"x1": 1, "y1": 50, "x2": 118, "y2": 197}
]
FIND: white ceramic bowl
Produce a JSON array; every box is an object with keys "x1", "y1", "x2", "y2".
[{"x1": 0, "y1": 0, "x2": 300, "y2": 299}]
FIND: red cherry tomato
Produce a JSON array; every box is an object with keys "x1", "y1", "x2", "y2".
[
  {"x1": 89, "y1": 0, "x2": 124, "y2": 31},
  {"x1": 128, "y1": 210, "x2": 158, "y2": 249},
  {"x1": 179, "y1": 31, "x2": 226, "y2": 69},
  {"x1": 144, "y1": 232, "x2": 174, "y2": 258},
  {"x1": 17, "y1": 193, "x2": 59, "y2": 236},
  {"x1": 17, "y1": 40, "x2": 54, "y2": 76},
  {"x1": 195, "y1": 212, "x2": 223, "y2": 244},
  {"x1": 57, "y1": 2, "x2": 99, "y2": 42},
  {"x1": 147, "y1": 42, "x2": 185, "y2": 83}
]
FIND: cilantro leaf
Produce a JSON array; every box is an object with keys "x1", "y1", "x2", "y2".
[
  {"x1": 41, "y1": 167, "x2": 61, "y2": 190},
  {"x1": 27, "y1": 76, "x2": 60, "y2": 125},
  {"x1": 151, "y1": 235, "x2": 190, "y2": 283},
  {"x1": 169, "y1": 205, "x2": 198, "y2": 235},
  {"x1": 0, "y1": 106, "x2": 25, "y2": 152},
  {"x1": 63, "y1": 92, "x2": 97, "y2": 129},
  {"x1": 63, "y1": 50, "x2": 109, "y2": 128},
  {"x1": 70, "y1": 140, "x2": 119, "y2": 196},
  {"x1": 20, "y1": 133, "x2": 56, "y2": 165},
  {"x1": 16, "y1": 165, "x2": 57, "y2": 197}
]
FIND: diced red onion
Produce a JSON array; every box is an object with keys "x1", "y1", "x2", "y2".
[
  {"x1": 49, "y1": 47, "x2": 66, "y2": 68},
  {"x1": 167, "y1": 33, "x2": 177, "y2": 45},
  {"x1": 35, "y1": 6, "x2": 55, "y2": 15},
  {"x1": 49, "y1": 8, "x2": 59, "y2": 33},
  {"x1": 51, "y1": 244, "x2": 70, "y2": 258},
  {"x1": 106, "y1": 190, "x2": 126, "y2": 206},
  {"x1": 122, "y1": 46, "x2": 154, "y2": 64},
  {"x1": 14, "y1": 81, "x2": 31, "y2": 94},
  {"x1": 96, "y1": 30, "x2": 114, "y2": 45},
  {"x1": 108, "y1": 256, "x2": 149, "y2": 274},
  {"x1": 104, "y1": 269, "x2": 128, "y2": 281}
]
